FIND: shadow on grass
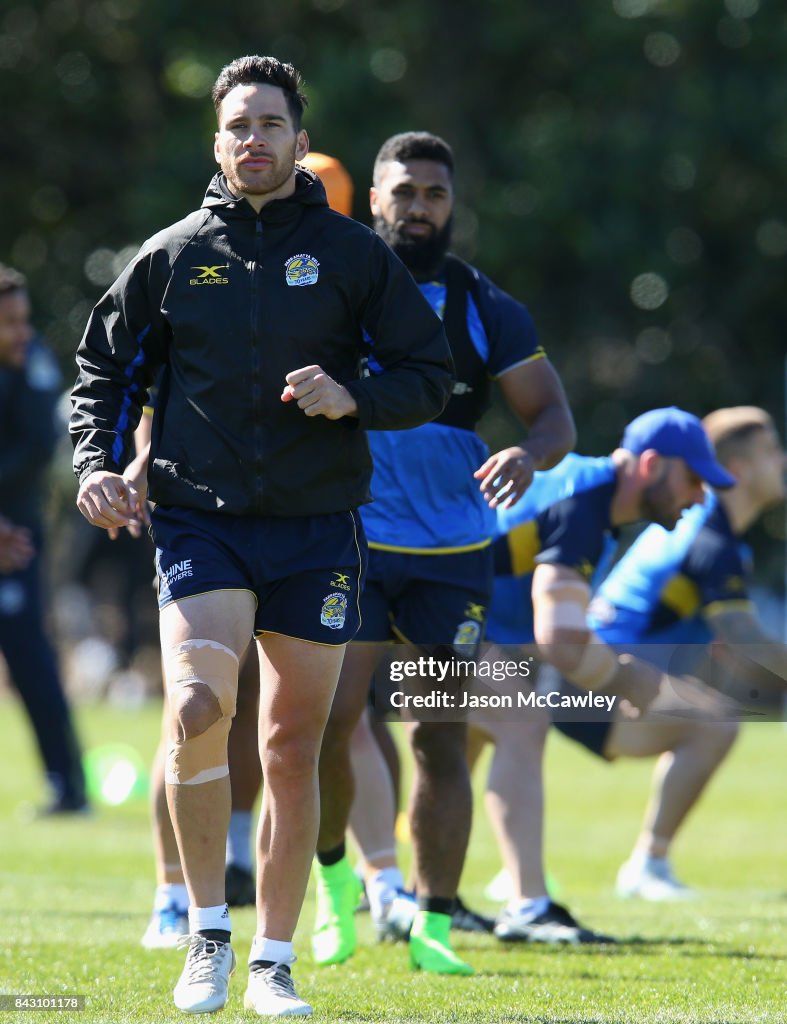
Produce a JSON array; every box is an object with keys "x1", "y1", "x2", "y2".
[
  {"x1": 23, "y1": 909, "x2": 139, "y2": 921},
  {"x1": 478, "y1": 936, "x2": 786, "y2": 962},
  {"x1": 621, "y1": 937, "x2": 784, "y2": 959},
  {"x1": 326, "y1": 1016, "x2": 613, "y2": 1024}
]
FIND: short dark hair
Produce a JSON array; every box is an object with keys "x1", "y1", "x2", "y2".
[
  {"x1": 373, "y1": 132, "x2": 454, "y2": 185},
  {"x1": 212, "y1": 55, "x2": 308, "y2": 129},
  {"x1": 0, "y1": 264, "x2": 27, "y2": 300}
]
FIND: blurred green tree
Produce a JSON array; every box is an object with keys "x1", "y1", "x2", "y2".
[{"x1": 2, "y1": 0, "x2": 784, "y2": 570}]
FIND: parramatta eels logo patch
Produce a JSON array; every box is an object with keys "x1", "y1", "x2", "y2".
[
  {"x1": 321, "y1": 592, "x2": 347, "y2": 630},
  {"x1": 285, "y1": 253, "x2": 320, "y2": 287},
  {"x1": 453, "y1": 619, "x2": 481, "y2": 650}
]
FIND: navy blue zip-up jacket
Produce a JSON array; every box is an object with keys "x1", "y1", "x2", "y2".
[
  {"x1": 70, "y1": 170, "x2": 453, "y2": 517},
  {"x1": 0, "y1": 338, "x2": 61, "y2": 531}
]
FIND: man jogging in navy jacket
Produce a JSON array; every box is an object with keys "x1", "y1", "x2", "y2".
[{"x1": 70, "y1": 55, "x2": 453, "y2": 1018}]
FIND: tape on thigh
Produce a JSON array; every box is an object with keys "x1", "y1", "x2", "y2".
[
  {"x1": 564, "y1": 632, "x2": 617, "y2": 689},
  {"x1": 164, "y1": 639, "x2": 239, "y2": 785},
  {"x1": 533, "y1": 579, "x2": 616, "y2": 687},
  {"x1": 535, "y1": 580, "x2": 592, "y2": 635}
]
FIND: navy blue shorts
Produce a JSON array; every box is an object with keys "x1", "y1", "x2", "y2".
[
  {"x1": 539, "y1": 667, "x2": 613, "y2": 759},
  {"x1": 552, "y1": 719, "x2": 612, "y2": 759},
  {"x1": 355, "y1": 546, "x2": 492, "y2": 656},
  {"x1": 150, "y1": 506, "x2": 366, "y2": 646}
]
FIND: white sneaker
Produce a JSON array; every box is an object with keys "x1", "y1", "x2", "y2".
[
  {"x1": 484, "y1": 868, "x2": 513, "y2": 904},
  {"x1": 375, "y1": 891, "x2": 417, "y2": 942},
  {"x1": 616, "y1": 856, "x2": 696, "y2": 901},
  {"x1": 173, "y1": 935, "x2": 235, "y2": 1013},
  {"x1": 141, "y1": 905, "x2": 189, "y2": 949},
  {"x1": 244, "y1": 958, "x2": 312, "y2": 1017}
]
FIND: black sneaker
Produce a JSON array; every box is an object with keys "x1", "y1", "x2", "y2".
[
  {"x1": 225, "y1": 863, "x2": 255, "y2": 907},
  {"x1": 34, "y1": 795, "x2": 91, "y2": 818},
  {"x1": 495, "y1": 900, "x2": 616, "y2": 944},
  {"x1": 451, "y1": 896, "x2": 496, "y2": 934}
]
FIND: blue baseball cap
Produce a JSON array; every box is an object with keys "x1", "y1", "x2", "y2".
[{"x1": 621, "y1": 407, "x2": 736, "y2": 489}]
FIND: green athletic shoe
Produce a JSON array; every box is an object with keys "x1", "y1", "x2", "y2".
[
  {"x1": 311, "y1": 857, "x2": 362, "y2": 965},
  {"x1": 409, "y1": 910, "x2": 474, "y2": 975}
]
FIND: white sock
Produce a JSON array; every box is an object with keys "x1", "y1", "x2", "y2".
[
  {"x1": 226, "y1": 811, "x2": 254, "y2": 872},
  {"x1": 631, "y1": 851, "x2": 668, "y2": 870},
  {"x1": 507, "y1": 895, "x2": 550, "y2": 921},
  {"x1": 188, "y1": 903, "x2": 231, "y2": 935},
  {"x1": 249, "y1": 935, "x2": 294, "y2": 965},
  {"x1": 367, "y1": 867, "x2": 406, "y2": 920},
  {"x1": 154, "y1": 883, "x2": 189, "y2": 913}
]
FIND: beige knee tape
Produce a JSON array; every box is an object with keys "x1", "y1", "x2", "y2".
[
  {"x1": 164, "y1": 640, "x2": 239, "y2": 786},
  {"x1": 564, "y1": 634, "x2": 617, "y2": 689},
  {"x1": 547, "y1": 600, "x2": 588, "y2": 631},
  {"x1": 535, "y1": 580, "x2": 593, "y2": 638}
]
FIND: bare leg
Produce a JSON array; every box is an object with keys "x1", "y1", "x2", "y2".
[
  {"x1": 255, "y1": 633, "x2": 346, "y2": 940},
  {"x1": 408, "y1": 719, "x2": 471, "y2": 899},
  {"x1": 226, "y1": 645, "x2": 262, "y2": 893},
  {"x1": 348, "y1": 708, "x2": 398, "y2": 872},
  {"x1": 150, "y1": 647, "x2": 261, "y2": 893},
  {"x1": 368, "y1": 715, "x2": 401, "y2": 817},
  {"x1": 317, "y1": 643, "x2": 389, "y2": 853},
  {"x1": 407, "y1": 713, "x2": 476, "y2": 975},
  {"x1": 473, "y1": 709, "x2": 551, "y2": 901},
  {"x1": 141, "y1": 700, "x2": 191, "y2": 948},
  {"x1": 606, "y1": 684, "x2": 739, "y2": 857},
  {"x1": 228, "y1": 643, "x2": 262, "y2": 812},
  {"x1": 151, "y1": 694, "x2": 185, "y2": 886},
  {"x1": 161, "y1": 590, "x2": 255, "y2": 909}
]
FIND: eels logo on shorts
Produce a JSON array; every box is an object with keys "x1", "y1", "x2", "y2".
[
  {"x1": 321, "y1": 592, "x2": 348, "y2": 629},
  {"x1": 453, "y1": 619, "x2": 481, "y2": 649},
  {"x1": 285, "y1": 254, "x2": 320, "y2": 287}
]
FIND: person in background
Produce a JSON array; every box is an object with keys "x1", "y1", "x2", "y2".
[
  {"x1": 0, "y1": 516, "x2": 34, "y2": 575},
  {"x1": 591, "y1": 405, "x2": 787, "y2": 898},
  {"x1": 476, "y1": 407, "x2": 735, "y2": 940},
  {"x1": 314, "y1": 131, "x2": 575, "y2": 976},
  {"x1": 0, "y1": 263, "x2": 88, "y2": 815}
]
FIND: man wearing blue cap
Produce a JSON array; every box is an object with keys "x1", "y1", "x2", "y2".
[
  {"x1": 489, "y1": 406, "x2": 734, "y2": 684},
  {"x1": 472, "y1": 407, "x2": 735, "y2": 941},
  {"x1": 587, "y1": 405, "x2": 786, "y2": 899}
]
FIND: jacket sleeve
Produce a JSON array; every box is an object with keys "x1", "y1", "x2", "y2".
[
  {"x1": 70, "y1": 246, "x2": 169, "y2": 484},
  {"x1": 344, "y1": 235, "x2": 454, "y2": 430}
]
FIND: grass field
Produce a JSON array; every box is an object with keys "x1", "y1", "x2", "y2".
[{"x1": 0, "y1": 698, "x2": 785, "y2": 1023}]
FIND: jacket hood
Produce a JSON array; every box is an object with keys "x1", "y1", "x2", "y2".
[{"x1": 201, "y1": 167, "x2": 329, "y2": 220}]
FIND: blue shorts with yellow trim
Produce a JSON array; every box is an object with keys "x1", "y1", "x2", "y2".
[
  {"x1": 355, "y1": 546, "x2": 492, "y2": 655},
  {"x1": 150, "y1": 506, "x2": 366, "y2": 646}
]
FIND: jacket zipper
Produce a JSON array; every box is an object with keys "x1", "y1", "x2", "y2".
[{"x1": 252, "y1": 218, "x2": 264, "y2": 510}]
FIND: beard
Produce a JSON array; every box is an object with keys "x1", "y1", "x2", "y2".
[
  {"x1": 640, "y1": 473, "x2": 682, "y2": 531},
  {"x1": 374, "y1": 216, "x2": 452, "y2": 280},
  {"x1": 223, "y1": 140, "x2": 297, "y2": 199}
]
